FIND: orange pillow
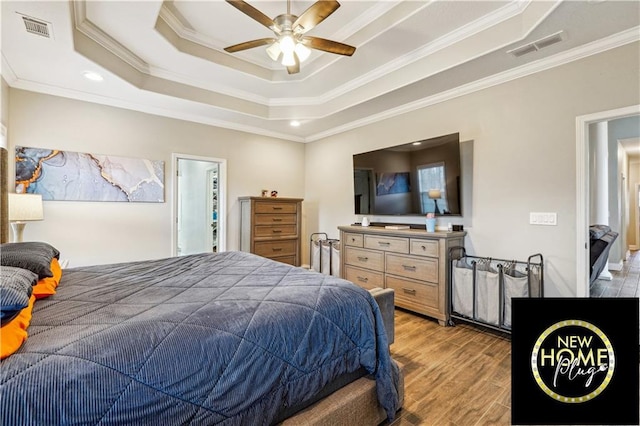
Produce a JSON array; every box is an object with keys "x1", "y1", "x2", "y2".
[
  {"x1": 0, "y1": 294, "x2": 36, "y2": 359},
  {"x1": 50, "y1": 257, "x2": 62, "y2": 283},
  {"x1": 32, "y1": 258, "x2": 63, "y2": 299}
]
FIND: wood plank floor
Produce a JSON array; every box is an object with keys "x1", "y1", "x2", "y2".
[{"x1": 387, "y1": 309, "x2": 512, "y2": 426}]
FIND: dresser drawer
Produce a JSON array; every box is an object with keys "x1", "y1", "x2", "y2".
[
  {"x1": 254, "y1": 224, "x2": 298, "y2": 238},
  {"x1": 255, "y1": 202, "x2": 298, "y2": 214},
  {"x1": 410, "y1": 239, "x2": 439, "y2": 257},
  {"x1": 386, "y1": 253, "x2": 438, "y2": 283},
  {"x1": 272, "y1": 255, "x2": 296, "y2": 266},
  {"x1": 254, "y1": 214, "x2": 297, "y2": 225},
  {"x1": 364, "y1": 235, "x2": 409, "y2": 254},
  {"x1": 344, "y1": 266, "x2": 383, "y2": 290},
  {"x1": 254, "y1": 240, "x2": 297, "y2": 257},
  {"x1": 386, "y1": 275, "x2": 438, "y2": 310},
  {"x1": 344, "y1": 233, "x2": 364, "y2": 247},
  {"x1": 344, "y1": 247, "x2": 384, "y2": 272}
]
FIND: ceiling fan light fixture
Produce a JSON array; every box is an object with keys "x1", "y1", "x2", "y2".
[
  {"x1": 266, "y1": 42, "x2": 281, "y2": 61},
  {"x1": 223, "y1": 0, "x2": 356, "y2": 74},
  {"x1": 294, "y1": 43, "x2": 311, "y2": 62},
  {"x1": 281, "y1": 51, "x2": 296, "y2": 66},
  {"x1": 279, "y1": 35, "x2": 296, "y2": 55}
]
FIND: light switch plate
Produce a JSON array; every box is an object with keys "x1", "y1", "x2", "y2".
[{"x1": 530, "y1": 212, "x2": 557, "y2": 225}]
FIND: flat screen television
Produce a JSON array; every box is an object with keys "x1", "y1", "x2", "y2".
[{"x1": 353, "y1": 132, "x2": 462, "y2": 216}]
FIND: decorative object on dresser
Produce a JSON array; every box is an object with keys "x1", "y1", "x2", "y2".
[
  {"x1": 339, "y1": 224, "x2": 465, "y2": 326},
  {"x1": 239, "y1": 196, "x2": 303, "y2": 266}
]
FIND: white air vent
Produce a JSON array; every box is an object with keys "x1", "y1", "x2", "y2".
[
  {"x1": 507, "y1": 31, "x2": 564, "y2": 58},
  {"x1": 20, "y1": 15, "x2": 53, "y2": 39}
]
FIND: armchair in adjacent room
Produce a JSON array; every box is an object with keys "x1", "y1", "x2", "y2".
[{"x1": 589, "y1": 225, "x2": 618, "y2": 285}]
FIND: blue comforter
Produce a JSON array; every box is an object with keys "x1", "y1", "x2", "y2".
[{"x1": 1, "y1": 251, "x2": 400, "y2": 425}]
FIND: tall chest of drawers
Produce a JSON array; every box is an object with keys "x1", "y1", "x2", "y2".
[
  {"x1": 239, "y1": 197, "x2": 303, "y2": 266},
  {"x1": 339, "y1": 225, "x2": 465, "y2": 325}
]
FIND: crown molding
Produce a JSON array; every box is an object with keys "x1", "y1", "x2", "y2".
[
  {"x1": 6, "y1": 76, "x2": 304, "y2": 143},
  {"x1": 72, "y1": 1, "x2": 149, "y2": 74},
  {"x1": 305, "y1": 27, "x2": 640, "y2": 142},
  {"x1": 270, "y1": 0, "x2": 536, "y2": 108},
  {"x1": 7, "y1": 27, "x2": 637, "y2": 144}
]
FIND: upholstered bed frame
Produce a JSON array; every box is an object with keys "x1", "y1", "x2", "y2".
[{"x1": 282, "y1": 287, "x2": 403, "y2": 425}]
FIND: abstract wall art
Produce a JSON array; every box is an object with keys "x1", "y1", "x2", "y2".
[
  {"x1": 15, "y1": 147, "x2": 165, "y2": 202},
  {"x1": 375, "y1": 172, "x2": 410, "y2": 196}
]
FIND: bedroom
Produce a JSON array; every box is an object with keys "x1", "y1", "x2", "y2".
[{"x1": 1, "y1": 0, "x2": 639, "y2": 424}]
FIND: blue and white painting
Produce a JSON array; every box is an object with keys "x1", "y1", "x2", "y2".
[
  {"x1": 15, "y1": 147, "x2": 164, "y2": 202},
  {"x1": 376, "y1": 172, "x2": 410, "y2": 196}
]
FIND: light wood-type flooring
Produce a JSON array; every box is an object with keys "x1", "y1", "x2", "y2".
[{"x1": 387, "y1": 309, "x2": 512, "y2": 426}]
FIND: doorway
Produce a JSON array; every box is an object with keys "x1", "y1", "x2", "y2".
[
  {"x1": 354, "y1": 168, "x2": 372, "y2": 214},
  {"x1": 575, "y1": 105, "x2": 640, "y2": 297},
  {"x1": 172, "y1": 154, "x2": 227, "y2": 256}
]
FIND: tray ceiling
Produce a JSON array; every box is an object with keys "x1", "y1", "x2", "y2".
[{"x1": 2, "y1": 0, "x2": 639, "y2": 142}]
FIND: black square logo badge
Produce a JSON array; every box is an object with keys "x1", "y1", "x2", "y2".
[{"x1": 512, "y1": 298, "x2": 639, "y2": 425}]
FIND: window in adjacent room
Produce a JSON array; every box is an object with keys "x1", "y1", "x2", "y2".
[{"x1": 418, "y1": 162, "x2": 448, "y2": 214}]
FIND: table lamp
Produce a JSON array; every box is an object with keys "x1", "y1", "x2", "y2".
[
  {"x1": 428, "y1": 189, "x2": 441, "y2": 215},
  {"x1": 8, "y1": 193, "x2": 43, "y2": 242}
]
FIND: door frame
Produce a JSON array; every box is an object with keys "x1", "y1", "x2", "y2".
[
  {"x1": 636, "y1": 183, "x2": 640, "y2": 251},
  {"x1": 575, "y1": 104, "x2": 640, "y2": 297},
  {"x1": 172, "y1": 153, "x2": 227, "y2": 256}
]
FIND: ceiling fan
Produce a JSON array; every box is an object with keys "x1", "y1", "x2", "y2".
[{"x1": 223, "y1": 0, "x2": 356, "y2": 74}]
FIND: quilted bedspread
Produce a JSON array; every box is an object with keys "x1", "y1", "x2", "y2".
[{"x1": 0, "y1": 251, "x2": 400, "y2": 425}]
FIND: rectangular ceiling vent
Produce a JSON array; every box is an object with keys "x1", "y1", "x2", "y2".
[
  {"x1": 20, "y1": 15, "x2": 53, "y2": 39},
  {"x1": 508, "y1": 31, "x2": 564, "y2": 58}
]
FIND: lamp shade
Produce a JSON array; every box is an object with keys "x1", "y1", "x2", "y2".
[
  {"x1": 8, "y1": 193, "x2": 43, "y2": 222},
  {"x1": 427, "y1": 189, "x2": 442, "y2": 199}
]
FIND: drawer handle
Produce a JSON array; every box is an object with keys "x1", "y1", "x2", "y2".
[
  {"x1": 357, "y1": 276, "x2": 369, "y2": 283},
  {"x1": 272, "y1": 230, "x2": 282, "y2": 233},
  {"x1": 403, "y1": 288, "x2": 417, "y2": 295},
  {"x1": 351, "y1": 238, "x2": 356, "y2": 242},
  {"x1": 402, "y1": 265, "x2": 417, "y2": 271},
  {"x1": 421, "y1": 245, "x2": 427, "y2": 250},
  {"x1": 357, "y1": 256, "x2": 369, "y2": 262},
  {"x1": 272, "y1": 207, "x2": 283, "y2": 210},
  {"x1": 378, "y1": 242, "x2": 391, "y2": 246},
  {"x1": 272, "y1": 218, "x2": 283, "y2": 222},
  {"x1": 272, "y1": 248, "x2": 283, "y2": 252}
]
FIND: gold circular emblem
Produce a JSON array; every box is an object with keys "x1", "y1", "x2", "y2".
[{"x1": 530, "y1": 320, "x2": 615, "y2": 403}]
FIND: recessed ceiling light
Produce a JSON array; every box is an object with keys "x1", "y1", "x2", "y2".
[
  {"x1": 290, "y1": 120, "x2": 301, "y2": 127},
  {"x1": 83, "y1": 71, "x2": 103, "y2": 82},
  {"x1": 412, "y1": 142, "x2": 421, "y2": 146}
]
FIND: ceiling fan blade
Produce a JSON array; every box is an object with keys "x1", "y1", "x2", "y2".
[
  {"x1": 224, "y1": 38, "x2": 276, "y2": 53},
  {"x1": 225, "y1": 0, "x2": 276, "y2": 30},
  {"x1": 286, "y1": 53, "x2": 300, "y2": 74},
  {"x1": 292, "y1": 0, "x2": 340, "y2": 34},
  {"x1": 302, "y1": 36, "x2": 355, "y2": 56}
]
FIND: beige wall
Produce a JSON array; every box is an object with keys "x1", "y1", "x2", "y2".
[
  {"x1": 1, "y1": 77, "x2": 8, "y2": 147},
  {"x1": 305, "y1": 42, "x2": 640, "y2": 297},
  {"x1": 7, "y1": 89, "x2": 305, "y2": 266},
  {"x1": 5, "y1": 42, "x2": 639, "y2": 295}
]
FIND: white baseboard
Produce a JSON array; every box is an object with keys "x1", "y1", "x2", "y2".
[
  {"x1": 608, "y1": 260, "x2": 623, "y2": 271},
  {"x1": 598, "y1": 269, "x2": 613, "y2": 281}
]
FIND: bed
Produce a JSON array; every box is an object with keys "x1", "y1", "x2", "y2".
[{"x1": 0, "y1": 244, "x2": 402, "y2": 425}]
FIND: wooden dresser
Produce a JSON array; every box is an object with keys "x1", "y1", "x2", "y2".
[
  {"x1": 239, "y1": 197, "x2": 303, "y2": 266},
  {"x1": 338, "y1": 225, "x2": 465, "y2": 325}
]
